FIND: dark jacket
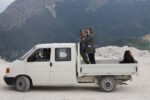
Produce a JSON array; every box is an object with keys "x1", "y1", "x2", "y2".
[
  {"x1": 120, "y1": 56, "x2": 137, "y2": 63},
  {"x1": 81, "y1": 34, "x2": 95, "y2": 54}
]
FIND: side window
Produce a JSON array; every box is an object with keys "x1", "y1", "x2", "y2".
[
  {"x1": 27, "y1": 48, "x2": 51, "y2": 62},
  {"x1": 55, "y1": 48, "x2": 71, "y2": 61}
]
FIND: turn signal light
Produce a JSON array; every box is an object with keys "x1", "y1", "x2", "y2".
[{"x1": 6, "y1": 68, "x2": 10, "y2": 73}]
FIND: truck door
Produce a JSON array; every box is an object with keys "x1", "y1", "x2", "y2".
[
  {"x1": 50, "y1": 47, "x2": 76, "y2": 84},
  {"x1": 26, "y1": 48, "x2": 51, "y2": 85}
]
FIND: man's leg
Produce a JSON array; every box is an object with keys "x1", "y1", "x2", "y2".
[
  {"x1": 81, "y1": 52, "x2": 90, "y2": 64},
  {"x1": 88, "y1": 53, "x2": 96, "y2": 64}
]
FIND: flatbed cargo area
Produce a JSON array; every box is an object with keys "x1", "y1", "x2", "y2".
[{"x1": 81, "y1": 63, "x2": 138, "y2": 75}]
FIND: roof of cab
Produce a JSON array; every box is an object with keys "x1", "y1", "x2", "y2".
[{"x1": 35, "y1": 43, "x2": 76, "y2": 48}]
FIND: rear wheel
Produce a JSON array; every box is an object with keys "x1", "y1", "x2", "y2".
[
  {"x1": 99, "y1": 76, "x2": 117, "y2": 92},
  {"x1": 15, "y1": 76, "x2": 30, "y2": 92}
]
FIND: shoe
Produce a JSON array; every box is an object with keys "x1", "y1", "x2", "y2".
[{"x1": 86, "y1": 61, "x2": 90, "y2": 64}]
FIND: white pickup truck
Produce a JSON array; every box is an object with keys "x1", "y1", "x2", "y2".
[{"x1": 4, "y1": 43, "x2": 138, "y2": 92}]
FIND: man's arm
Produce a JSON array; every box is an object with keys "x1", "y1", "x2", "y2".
[{"x1": 81, "y1": 36, "x2": 93, "y2": 43}]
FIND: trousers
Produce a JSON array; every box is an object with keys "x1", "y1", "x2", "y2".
[{"x1": 88, "y1": 53, "x2": 96, "y2": 64}]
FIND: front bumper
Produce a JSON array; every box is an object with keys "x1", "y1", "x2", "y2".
[{"x1": 3, "y1": 76, "x2": 16, "y2": 85}]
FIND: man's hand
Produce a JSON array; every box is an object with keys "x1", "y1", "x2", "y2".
[{"x1": 78, "y1": 40, "x2": 81, "y2": 42}]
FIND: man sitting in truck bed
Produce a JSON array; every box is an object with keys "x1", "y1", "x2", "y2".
[{"x1": 120, "y1": 50, "x2": 137, "y2": 63}]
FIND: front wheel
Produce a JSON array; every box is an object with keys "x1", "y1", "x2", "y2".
[
  {"x1": 15, "y1": 76, "x2": 30, "y2": 92},
  {"x1": 99, "y1": 76, "x2": 117, "y2": 92}
]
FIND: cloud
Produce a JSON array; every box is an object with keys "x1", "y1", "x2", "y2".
[{"x1": 0, "y1": 0, "x2": 15, "y2": 13}]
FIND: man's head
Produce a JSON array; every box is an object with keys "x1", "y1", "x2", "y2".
[
  {"x1": 80, "y1": 30, "x2": 84, "y2": 37},
  {"x1": 124, "y1": 50, "x2": 132, "y2": 58},
  {"x1": 86, "y1": 28, "x2": 92, "y2": 35},
  {"x1": 43, "y1": 49, "x2": 47, "y2": 55}
]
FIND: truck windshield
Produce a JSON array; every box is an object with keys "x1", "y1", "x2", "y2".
[{"x1": 19, "y1": 47, "x2": 36, "y2": 60}]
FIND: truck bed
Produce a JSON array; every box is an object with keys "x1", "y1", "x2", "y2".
[{"x1": 80, "y1": 59, "x2": 138, "y2": 76}]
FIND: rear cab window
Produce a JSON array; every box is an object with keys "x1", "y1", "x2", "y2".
[{"x1": 55, "y1": 48, "x2": 71, "y2": 61}]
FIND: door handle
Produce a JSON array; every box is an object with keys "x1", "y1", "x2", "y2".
[{"x1": 50, "y1": 62, "x2": 53, "y2": 67}]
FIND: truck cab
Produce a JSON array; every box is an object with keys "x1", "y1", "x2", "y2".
[{"x1": 4, "y1": 43, "x2": 138, "y2": 92}]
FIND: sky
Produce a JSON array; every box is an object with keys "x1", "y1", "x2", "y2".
[{"x1": 0, "y1": 0, "x2": 15, "y2": 13}]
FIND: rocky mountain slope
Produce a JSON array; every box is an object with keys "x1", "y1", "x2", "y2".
[
  {"x1": 1, "y1": 0, "x2": 150, "y2": 60},
  {"x1": 142, "y1": 34, "x2": 150, "y2": 41}
]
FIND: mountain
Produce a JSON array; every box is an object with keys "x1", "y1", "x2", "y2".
[
  {"x1": 142, "y1": 34, "x2": 150, "y2": 42},
  {"x1": 110, "y1": 37, "x2": 150, "y2": 50},
  {"x1": 1, "y1": 0, "x2": 150, "y2": 60}
]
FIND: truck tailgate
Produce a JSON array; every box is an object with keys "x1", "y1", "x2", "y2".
[{"x1": 81, "y1": 64, "x2": 138, "y2": 75}]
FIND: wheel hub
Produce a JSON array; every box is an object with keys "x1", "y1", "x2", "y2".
[{"x1": 106, "y1": 82, "x2": 111, "y2": 88}]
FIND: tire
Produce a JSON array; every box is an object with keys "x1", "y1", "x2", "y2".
[
  {"x1": 15, "y1": 76, "x2": 30, "y2": 92},
  {"x1": 99, "y1": 76, "x2": 117, "y2": 92}
]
